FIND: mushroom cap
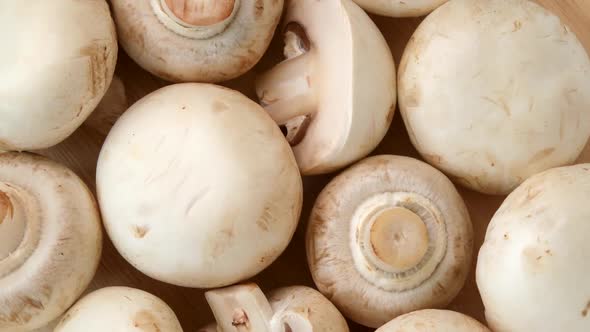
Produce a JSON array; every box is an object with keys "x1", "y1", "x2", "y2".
[
  {"x1": 0, "y1": 0, "x2": 117, "y2": 152},
  {"x1": 398, "y1": 0, "x2": 590, "y2": 195},
  {"x1": 97, "y1": 83, "x2": 302, "y2": 288},
  {"x1": 477, "y1": 163, "x2": 590, "y2": 332},
  {"x1": 54, "y1": 287, "x2": 183, "y2": 332},
  {"x1": 352, "y1": 0, "x2": 448, "y2": 17},
  {"x1": 306, "y1": 155, "x2": 472, "y2": 328},
  {"x1": 0, "y1": 153, "x2": 102, "y2": 331},
  {"x1": 376, "y1": 309, "x2": 490, "y2": 332},
  {"x1": 110, "y1": 0, "x2": 283, "y2": 82},
  {"x1": 276, "y1": 0, "x2": 396, "y2": 175}
]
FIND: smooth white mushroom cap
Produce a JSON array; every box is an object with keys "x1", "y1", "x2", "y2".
[
  {"x1": 0, "y1": 0, "x2": 117, "y2": 152},
  {"x1": 97, "y1": 83, "x2": 302, "y2": 288},
  {"x1": 255, "y1": 0, "x2": 396, "y2": 175},
  {"x1": 398, "y1": 0, "x2": 590, "y2": 194},
  {"x1": 352, "y1": 0, "x2": 448, "y2": 17},
  {"x1": 477, "y1": 164, "x2": 590, "y2": 332},
  {"x1": 0, "y1": 153, "x2": 102, "y2": 331},
  {"x1": 111, "y1": 0, "x2": 283, "y2": 82},
  {"x1": 376, "y1": 309, "x2": 490, "y2": 332},
  {"x1": 306, "y1": 155, "x2": 472, "y2": 328},
  {"x1": 54, "y1": 287, "x2": 183, "y2": 332}
]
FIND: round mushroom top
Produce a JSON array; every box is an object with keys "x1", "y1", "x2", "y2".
[
  {"x1": 352, "y1": 0, "x2": 449, "y2": 17},
  {"x1": 110, "y1": 0, "x2": 283, "y2": 82},
  {"x1": 97, "y1": 83, "x2": 302, "y2": 288},
  {"x1": 306, "y1": 155, "x2": 472, "y2": 328},
  {"x1": 0, "y1": 153, "x2": 102, "y2": 331},
  {"x1": 54, "y1": 287, "x2": 183, "y2": 332},
  {"x1": 376, "y1": 309, "x2": 490, "y2": 332},
  {"x1": 398, "y1": 0, "x2": 590, "y2": 195},
  {"x1": 477, "y1": 164, "x2": 590, "y2": 332},
  {"x1": 0, "y1": 0, "x2": 117, "y2": 152}
]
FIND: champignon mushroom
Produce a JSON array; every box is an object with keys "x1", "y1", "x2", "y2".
[
  {"x1": 0, "y1": 153, "x2": 102, "y2": 331},
  {"x1": 352, "y1": 0, "x2": 448, "y2": 17},
  {"x1": 201, "y1": 283, "x2": 349, "y2": 331},
  {"x1": 0, "y1": 0, "x2": 117, "y2": 152},
  {"x1": 54, "y1": 287, "x2": 183, "y2": 332},
  {"x1": 255, "y1": 0, "x2": 396, "y2": 175},
  {"x1": 110, "y1": 0, "x2": 283, "y2": 83},
  {"x1": 306, "y1": 155, "x2": 472, "y2": 328},
  {"x1": 97, "y1": 83, "x2": 302, "y2": 288},
  {"x1": 477, "y1": 163, "x2": 590, "y2": 332},
  {"x1": 376, "y1": 309, "x2": 490, "y2": 332},
  {"x1": 84, "y1": 76, "x2": 128, "y2": 137},
  {"x1": 398, "y1": 0, "x2": 590, "y2": 195}
]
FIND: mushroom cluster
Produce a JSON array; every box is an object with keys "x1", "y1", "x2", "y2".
[
  {"x1": 0, "y1": 0, "x2": 117, "y2": 152},
  {"x1": 398, "y1": 0, "x2": 590, "y2": 194},
  {"x1": 0, "y1": 153, "x2": 102, "y2": 331},
  {"x1": 477, "y1": 164, "x2": 590, "y2": 332},
  {"x1": 256, "y1": 0, "x2": 396, "y2": 175},
  {"x1": 201, "y1": 283, "x2": 349, "y2": 331},
  {"x1": 97, "y1": 83, "x2": 302, "y2": 288},
  {"x1": 376, "y1": 309, "x2": 490, "y2": 332},
  {"x1": 110, "y1": 0, "x2": 283, "y2": 82},
  {"x1": 306, "y1": 155, "x2": 473, "y2": 328}
]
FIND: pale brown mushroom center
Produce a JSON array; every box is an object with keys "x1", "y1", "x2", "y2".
[
  {"x1": 369, "y1": 207, "x2": 429, "y2": 271},
  {"x1": 163, "y1": 0, "x2": 236, "y2": 26},
  {"x1": 0, "y1": 188, "x2": 26, "y2": 260}
]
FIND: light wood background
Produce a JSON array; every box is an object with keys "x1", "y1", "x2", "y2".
[{"x1": 37, "y1": 1, "x2": 590, "y2": 330}]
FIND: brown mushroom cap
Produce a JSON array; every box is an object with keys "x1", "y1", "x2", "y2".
[
  {"x1": 0, "y1": 153, "x2": 102, "y2": 331},
  {"x1": 306, "y1": 155, "x2": 472, "y2": 328},
  {"x1": 110, "y1": 0, "x2": 284, "y2": 82}
]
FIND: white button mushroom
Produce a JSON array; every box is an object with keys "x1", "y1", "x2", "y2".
[
  {"x1": 0, "y1": 153, "x2": 102, "y2": 331},
  {"x1": 201, "y1": 283, "x2": 349, "y2": 331},
  {"x1": 398, "y1": 0, "x2": 590, "y2": 195},
  {"x1": 477, "y1": 164, "x2": 590, "y2": 332},
  {"x1": 255, "y1": 0, "x2": 396, "y2": 175},
  {"x1": 376, "y1": 309, "x2": 490, "y2": 332},
  {"x1": 97, "y1": 83, "x2": 302, "y2": 288},
  {"x1": 352, "y1": 0, "x2": 448, "y2": 17},
  {"x1": 110, "y1": 0, "x2": 283, "y2": 83},
  {"x1": 54, "y1": 287, "x2": 183, "y2": 332},
  {"x1": 306, "y1": 155, "x2": 473, "y2": 328},
  {"x1": 0, "y1": 0, "x2": 117, "y2": 152}
]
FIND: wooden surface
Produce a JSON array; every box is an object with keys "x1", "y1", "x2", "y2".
[{"x1": 38, "y1": 1, "x2": 590, "y2": 331}]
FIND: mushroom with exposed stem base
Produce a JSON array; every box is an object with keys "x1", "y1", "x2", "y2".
[
  {"x1": 201, "y1": 283, "x2": 349, "y2": 331},
  {"x1": 0, "y1": 0, "x2": 117, "y2": 152},
  {"x1": 97, "y1": 83, "x2": 302, "y2": 288},
  {"x1": 54, "y1": 287, "x2": 183, "y2": 332},
  {"x1": 477, "y1": 163, "x2": 590, "y2": 332},
  {"x1": 255, "y1": 0, "x2": 396, "y2": 175},
  {"x1": 111, "y1": 0, "x2": 284, "y2": 82},
  {"x1": 398, "y1": 0, "x2": 590, "y2": 195},
  {"x1": 376, "y1": 309, "x2": 491, "y2": 332},
  {"x1": 0, "y1": 153, "x2": 102, "y2": 331},
  {"x1": 351, "y1": 0, "x2": 449, "y2": 17},
  {"x1": 306, "y1": 155, "x2": 473, "y2": 328}
]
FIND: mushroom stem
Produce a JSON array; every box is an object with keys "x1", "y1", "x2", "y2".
[
  {"x1": 205, "y1": 284, "x2": 274, "y2": 332},
  {"x1": 255, "y1": 52, "x2": 316, "y2": 125},
  {"x1": 0, "y1": 182, "x2": 40, "y2": 277},
  {"x1": 151, "y1": 0, "x2": 241, "y2": 39},
  {"x1": 350, "y1": 192, "x2": 447, "y2": 291}
]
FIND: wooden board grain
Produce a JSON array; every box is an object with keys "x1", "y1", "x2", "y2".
[{"x1": 37, "y1": 1, "x2": 590, "y2": 330}]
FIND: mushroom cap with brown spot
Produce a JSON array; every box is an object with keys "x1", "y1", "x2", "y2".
[
  {"x1": 97, "y1": 83, "x2": 302, "y2": 288},
  {"x1": 0, "y1": 153, "x2": 102, "y2": 331},
  {"x1": 0, "y1": 0, "x2": 117, "y2": 152},
  {"x1": 398, "y1": 0, "x2": 590, "y2": 194},
  {"x1": 54, "y1": 287, "x2": 182, "y2": 332},
  {"x1": 352, "y1": 0, "x2": 449, "y2": 17},
  {"x1": 306, "y1": 155, "x2": 472, "y2": 328},
  {"x1": 477, "y1": 164, "x2": 590, "y2": 332},
  {"x1": 376, "y1": 309, "x2": 490, "y2": 332},
  {"x1": 110, "y1": 0, "x2": 283, "y2": 82}
]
